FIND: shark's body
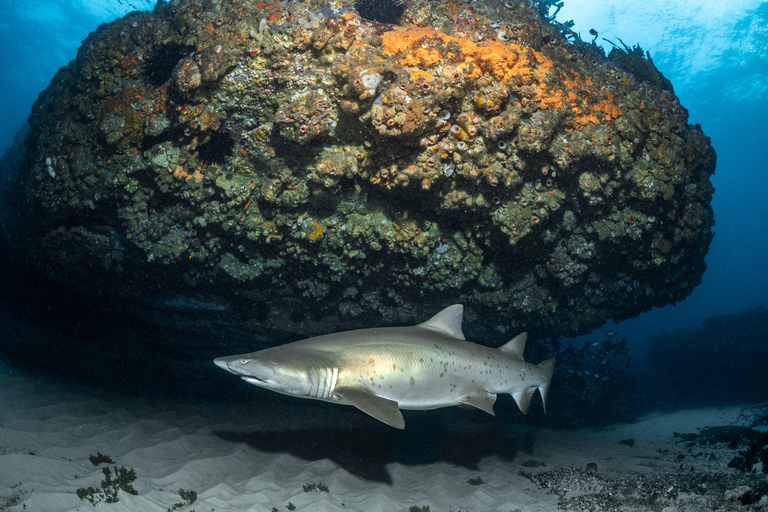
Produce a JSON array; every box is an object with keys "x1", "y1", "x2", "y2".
[{"x1": 214, "y1": 304, "x2": 554, "y2": 429}]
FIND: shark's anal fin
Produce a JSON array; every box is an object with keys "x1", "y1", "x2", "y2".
[
  {"x1": 336, "y1": 387, "x2": 405, "y2": 429},
  {"x1": 512, "y1": 388, "x2": 536, "y2": 414},
  {"x1": 458, "y1": 393, "x2": 497, "y2": 416}
]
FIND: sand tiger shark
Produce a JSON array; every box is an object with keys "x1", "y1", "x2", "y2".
[{"x1": 214, "y1": 304, "x2": 554, "y2": 429}]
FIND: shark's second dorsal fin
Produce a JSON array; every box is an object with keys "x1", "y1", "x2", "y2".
[
  {"x1": 417, "y1": 304, "x2": 465, "y2": 340},
  {"x1": 498, "y1": 332, "x2": 527, "y2": 359}
]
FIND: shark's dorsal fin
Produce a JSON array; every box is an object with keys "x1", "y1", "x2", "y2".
[
  {"x1": 498, "y1": 332, "x2": 527, "y2": 359},
  {"x1": 336, "y1": 387, "x2": 405, "y2": 429},
  {"x1": 458, "y1": 392, "x2": 497, "y2": 416},
  {"x1": 417, "y1": 304, "x2": 465, "y2": 340}
]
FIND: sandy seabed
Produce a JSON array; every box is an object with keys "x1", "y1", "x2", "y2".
[{"x1": 0, "y1": 366, "x2": 766, "y2": 512}]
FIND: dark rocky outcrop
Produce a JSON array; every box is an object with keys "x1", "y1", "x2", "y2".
[{"x1": 0, "y1": 0, "x2": 715, "y2": 393}]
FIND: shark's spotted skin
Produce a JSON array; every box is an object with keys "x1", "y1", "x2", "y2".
[{"x1": 214, "y1": 304, "x2": 555, "y2": 429}]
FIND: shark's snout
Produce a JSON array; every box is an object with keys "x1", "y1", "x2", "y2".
[
  {"x1": 214, "y1": 357, "x2": 232, "y2": 372},
  {"x1": 214, "y1": 356, "x2": 269, "y2": 386}
]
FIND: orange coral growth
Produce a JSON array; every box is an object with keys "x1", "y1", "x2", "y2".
[
  {"x1": 594, "y1": 92, "x2": 623, "y2": 120},
  {"x1": 408, "y1": 69, "x2": 433, "y2": 82},
  {"x1": 551, "y1": 76, "x2": 622, "y2": 126},
  {"x1": 535, "y1": 87, "x2": 565, "y2": 109},
  {"x1": 308, "y1": 220, "x2": 323, "y2": 241},
  {"x1": 570, "y1": 94, "x2": 622, "y2": 126},
  {"x1": 188, "y1": 170, "x2": 204, "y2": 183},
  {"x1": 576, "y1": 114, "x2": 601, "y2": 126},
  {"x1": 381, "y1": 26, "x2": 622, "y2": 130},
  {"x1": 381, "y1": 26, "x2": 544, "y2": 82}
]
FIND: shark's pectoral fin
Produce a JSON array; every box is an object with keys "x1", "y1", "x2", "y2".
[
  {"x1": 336, "y1": 387, "x2": 405, "y2": 429},
  {"x1": 458, "y1": 392, "x2": 497, "y2": 416}
]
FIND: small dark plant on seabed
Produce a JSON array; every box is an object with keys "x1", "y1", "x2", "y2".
[
  {"x1": 76, "y1": 466, "x2": 138, "y2": 505},
  {"x1": 167, "y1": 488, "x2": 197, "y2": 511},
  {"x1": 302, "y1": 482, "x2": 329, "y2": 493},
  {"x1": 88, "y1": 453, "x2": 115, "y2": 466},
  {"x1": 0, "y1": 490, "x2": 27, "y2": 511}
]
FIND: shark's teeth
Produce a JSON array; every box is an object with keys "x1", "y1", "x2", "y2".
[{"x1": 242, "y1": 376, "x2": 265, "y2": 384}]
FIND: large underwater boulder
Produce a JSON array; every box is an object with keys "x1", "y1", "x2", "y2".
[{"x1": 0, "y1": 0, "x2": 714, "y2": 388}]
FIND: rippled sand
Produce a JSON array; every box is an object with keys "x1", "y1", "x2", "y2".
[{"x1": 0, "y1": 365, "x2": 764, "y2": 512}]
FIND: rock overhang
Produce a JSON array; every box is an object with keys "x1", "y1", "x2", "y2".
[{"x1": 0, "y1": 0, "x2": 715, "y2": 391}]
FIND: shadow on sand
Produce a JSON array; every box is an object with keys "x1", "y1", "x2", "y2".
[{"x1": 214, "y1": 409, "x2": 540, "y2": 483}]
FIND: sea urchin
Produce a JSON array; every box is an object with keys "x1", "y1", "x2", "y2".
[
  {"x1": 197, "y1": 130, "x2": 236, "y2": 166},
  {"x1": 354, "y1": 0, "x2": 406, "y2": 25},
  {"x1": 143, "y1": 43, "x2": 194, "y2": 87}
]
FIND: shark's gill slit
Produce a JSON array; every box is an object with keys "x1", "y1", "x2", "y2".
[
  {"x1": 318, "y1": 367, "x2": 328, "y2": 398},
  {"x1": 309, "y1": 366, "x2": 318, "y2": 397},
  {"x1": 329, "y1": 367, "x2": 339, "y2": 399},
  {"x1": 309, "y1": 366, "x2": 336, "y2": 399}
]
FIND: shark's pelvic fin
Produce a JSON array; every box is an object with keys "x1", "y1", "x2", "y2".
[
  {"x1": 336, "y1": 387, "x2": 405, "y2": 429},
  {"x1": 458, "y1": 392, "x2": 497, "y2": 416},
  {"x1": 417, "y1": 304, "x2": 465, "y2": 340},
  {"x1": 498, "y1": 332, "x2": 528, "y2": 360}
]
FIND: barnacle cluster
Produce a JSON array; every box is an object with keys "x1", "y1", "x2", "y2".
[{"x1": 0, "y1": 0, "x2": 715, "y2": 354}]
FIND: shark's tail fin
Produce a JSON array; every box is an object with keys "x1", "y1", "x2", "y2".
[{"x1": 510, "y1": 356, "x2": 556, "y2": 414}]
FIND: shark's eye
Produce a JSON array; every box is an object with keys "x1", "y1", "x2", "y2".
[{"x1": 240, "y1": 358, "x2": 251, "y2": 365}]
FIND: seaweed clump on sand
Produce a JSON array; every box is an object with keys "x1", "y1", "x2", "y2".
[
  {"x1": 88, "y1": 452, "x2": 115, "y2": 466},
  {"x1": 76, "y1": 466, "x2": 138, "y2": 505}
]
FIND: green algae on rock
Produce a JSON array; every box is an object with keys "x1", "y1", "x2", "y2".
[{"x1": 0, "y1": 0, "x2": 714, "y2": 368}]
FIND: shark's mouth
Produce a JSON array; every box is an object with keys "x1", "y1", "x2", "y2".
[{"x1": 241, "y1": 376, "x2": 266, "y2": 385}]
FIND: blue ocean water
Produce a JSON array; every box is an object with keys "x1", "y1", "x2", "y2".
[{"x1": 558, "y1": 0, "x2": 768, "y2": 352}]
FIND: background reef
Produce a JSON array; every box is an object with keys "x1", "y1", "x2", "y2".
[
  {"x1": 0, "y1": 0, "x2": 715, "y2": 390},
  {"x1": 645, "y1": 306, "x2": 768, "y2": 410}
]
